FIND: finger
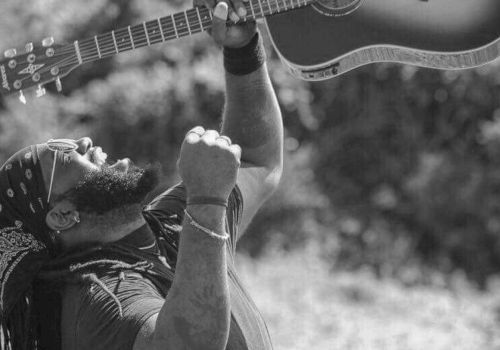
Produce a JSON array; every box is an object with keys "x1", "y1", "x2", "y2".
[
  {"x1": 216, "y1": 136, "x2": 232, "y2": 147},
  {"x1": 187, "y1": 126, "x2": 205, "y2": 137},
  {"x1": 229, "y1": 9, "x2": 240, "y2": 23},
  {"x1": 212, "y1": 1, "x2": 229, "y2": 43},
  {"x1": 231, "y1": 0, "x2": 247, "y2": 19},
  {"x1": 185, "y1": 126, "x2": 205, "y2": 143},
  {"x1": 201, "y1": 129, "x2": 220, "y2": 144},
  {"x1": 229, "y1": 144, "x2": 242, "y2": 160}
]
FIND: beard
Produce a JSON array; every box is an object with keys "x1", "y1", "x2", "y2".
[{"x1": 66, "y1": 163, "x2": 161, "y2": 215}]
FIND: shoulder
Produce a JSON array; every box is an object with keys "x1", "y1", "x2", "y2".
[{"x1": 61, "y1": 271, "x2": 165, "y2": 350}]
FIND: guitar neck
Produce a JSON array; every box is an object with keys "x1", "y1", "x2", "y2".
[{"x1": 74, "y1": 0, "x2": 313, "y2": 64}]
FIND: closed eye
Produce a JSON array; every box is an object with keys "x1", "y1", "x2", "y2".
[{"x1": 57, "y1": 151, "x2": 74, "y2": 166}]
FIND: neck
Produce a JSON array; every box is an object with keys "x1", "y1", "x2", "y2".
[{"x1": 60, "y1": 204, "x2": 146, "y2": 250}]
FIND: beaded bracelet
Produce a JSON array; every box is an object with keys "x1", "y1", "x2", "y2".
[
  {"x1": 187, "y1": 196, "x2": 228, "y2": 208},
  {"x1": 184, "y1": 210, "x2": 230, "y2": 242},
  {"x1": 223, "y1": 31, "x2": 266, "y2": 76}
]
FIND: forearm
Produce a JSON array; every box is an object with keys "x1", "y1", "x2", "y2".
[
  {"x1": 153, "y1": 206, "x2": 230, "y2": 350},
  {"x1": 221, "y1": 52, "x2": 283, "y2": 170}
]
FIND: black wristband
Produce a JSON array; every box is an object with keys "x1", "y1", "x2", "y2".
[{"x1": 223, "y1": 32, "x2": 266, "y2": 76}]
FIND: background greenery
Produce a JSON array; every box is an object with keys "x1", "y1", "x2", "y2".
[{"x1": 1, "y1": 0, "x2": 500, "y2": 348}]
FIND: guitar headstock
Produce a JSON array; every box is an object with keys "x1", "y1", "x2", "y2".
[{"x1": 0, "y1": 37, "x2": 80, "y2": 104}]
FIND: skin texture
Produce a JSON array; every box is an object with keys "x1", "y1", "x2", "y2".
[{"x1": 39, "y1": 138, "x2": 147, "y2": 248}]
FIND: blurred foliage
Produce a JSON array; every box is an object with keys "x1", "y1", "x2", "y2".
[{"x1": 2, "y1": 0, "x2": 500, "y2": 287}]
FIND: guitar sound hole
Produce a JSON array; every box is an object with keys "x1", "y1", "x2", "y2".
[{"x1": 311, "y1": 0, "x2": 363, "y2": 17}]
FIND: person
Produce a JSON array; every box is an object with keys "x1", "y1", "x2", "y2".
[{"x1": 0, "y1": 1, "x2": 282, "y2": 349}]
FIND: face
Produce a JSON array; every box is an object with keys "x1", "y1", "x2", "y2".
[{"x1": 39, "y1": 137, "x2": 159, "y2": 214}]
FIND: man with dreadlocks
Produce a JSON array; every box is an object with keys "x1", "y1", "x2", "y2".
[{"x1": 0, "y1": 2, "x2": 281, "y2": 350}]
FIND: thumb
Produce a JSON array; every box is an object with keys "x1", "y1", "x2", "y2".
[{"x1": 212, "y1": 2, "x2": 228, "y2": 44}]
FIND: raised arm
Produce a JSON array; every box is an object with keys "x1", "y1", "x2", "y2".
[
  {"x1": 217, "y1": 6, "x2": 284, "y2": 233},
  {"x1": 135, "y1": 126, "x2": 241, "y2": 350},
  {"x1": 134, "y1": 3, "x2": 281, "y2": 349}
]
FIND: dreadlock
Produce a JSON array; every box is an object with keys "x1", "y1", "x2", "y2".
[{"x1": 2, "y1": 210, "x2": 181, "y2": 350}]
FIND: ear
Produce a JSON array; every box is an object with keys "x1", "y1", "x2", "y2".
[{"x1": 45, "y1": 200, "x2": 80, "y2": 232}]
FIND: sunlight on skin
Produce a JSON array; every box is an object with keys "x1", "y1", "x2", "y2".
[{"x1": 37, "y1": 138, "x2": 130, "y2": 202}]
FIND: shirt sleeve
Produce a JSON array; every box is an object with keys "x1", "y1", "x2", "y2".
[
  {"x1": 63, "y1": 272, "x2": 164, "y2": 350},
  {"x1": 145, "y1": 183, "x2": 244, "y2": 256}
]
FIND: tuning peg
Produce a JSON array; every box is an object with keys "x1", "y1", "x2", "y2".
[
  {"x1": 42, "y1": 37, "x2": 55, "y2": 47},
  {"x1": 55, "y1": 77, "x2": 62, "y2": 92},
  {"x1": 4, "y1": 48, "x2": 16, "y2": 58},
  {"x1": 25, "y1": 42, "x2": 34, "y2": 53},
  {"x1": 18, "y1": 90, "x2": 27, "y2": 104},
  {"x1": 36, "y1": 85, "x2": 46, "y2": 98}
]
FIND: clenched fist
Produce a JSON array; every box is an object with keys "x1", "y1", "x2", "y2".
[{"x1": 178, "y1": 126, "x2": 241, "y2": 201}]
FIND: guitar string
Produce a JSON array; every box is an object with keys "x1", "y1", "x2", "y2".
[
  {"x1": 47, "y1": 0, "x2": 302, "y2": 59},
  {"x1": 13, "y1": 0, "x2": 309, "y2": 88},
  {"x1": 54, "y1": 0, "x2": 300, "y2": 56}
]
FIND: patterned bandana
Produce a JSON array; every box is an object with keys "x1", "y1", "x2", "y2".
[{"x1": 0, "y1": 145, "x2": 54, "y2": 319}]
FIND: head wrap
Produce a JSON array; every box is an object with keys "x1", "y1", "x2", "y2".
[{"x1": 0, "y1": 145, "x2": 55, "y2": 320}]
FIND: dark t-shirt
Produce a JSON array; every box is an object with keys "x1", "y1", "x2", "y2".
[{"x1": 60, "y1": 184, "x2": 273, "y2": 350}]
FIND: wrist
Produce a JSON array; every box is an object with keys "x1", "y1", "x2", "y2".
[
  {"x1": 223, "y1": 32, "x2": 266, "y2": 76},
  {"x1": 184, "y1": 205, "x2": 226, "y2": 234}
]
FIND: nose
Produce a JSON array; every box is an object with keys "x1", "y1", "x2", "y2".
[{"x1": 76, "y1": 137, "x2": 93, "y2": 154}]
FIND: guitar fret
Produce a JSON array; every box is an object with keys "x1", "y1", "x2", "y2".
[
  {"x1": 130, "y1": 24, "x2": 148, "y2": 48},
  {"x1": 160, "y1": 17, "x2": 175, "y2": 39},
  {"x1": 266, "y1": 0, "x2": 273, "y2": 13},
  {"x1": 115, "y1": 27, "x2": 133, "y2": 51},
  {"x1": 98, "y1": 34, "x2": 114, "y2": 56},
  {"x1": 282, "y1": 0, "x2": 288, "y2": 11},
  {"x1": 158, "y1": 18, "x2": 166, "y2": 42},
  {"x1": 249, "y1": 1, "x2": 256, "y2": 19},
  {"x1": 74, "y1": 41, "x2": 83, "y2": 64},
  {"x1": 128, "y1": 26, "x2": 135, "y2": 49},
  {"x1": 173, "y1": 12, "x2": 190, "y2": 36},
  {"x1": 197, "y1": 8, "x2": 211, "y2": 31},
  {"x1": 145, "y1": 20, "x2": 163, "y2": 44},
  {"x1": 143, "y1": 22, "x2": 151, "y2": 46},
  {"x1": 275, "y1": 0, "x2": 280, "y2": 12},
  {"x1": 196, "y1": 7, "x2": 204, "y2": 32},
  {"x1": 111, "y1": 31, "x2": 118, "y2": 53},
  {"x1": 184, "y1": 11, "x2": 192, "y2": 35},
  {"x1": 95, "y1": 36, "x2": 102, "y2": 58},
  {"x1": 172, "y1": 14, "x2": 179, "y2": 38},
  {"x1": 187, "y1": 9, "x2": 202, "y2": 33},
  {"x1": 256, "y1": 0, "x2": 265, "y2": 16}
]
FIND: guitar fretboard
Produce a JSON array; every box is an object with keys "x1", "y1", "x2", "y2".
[{"x1": 74, "y1": 0, "x2": 312, "y2": 63}]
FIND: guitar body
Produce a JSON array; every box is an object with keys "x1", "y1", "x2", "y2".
[{"x1": 266, "y1": 0, "x2": 500, "y2": 80}]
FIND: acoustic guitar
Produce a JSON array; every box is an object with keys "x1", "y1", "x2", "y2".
[{"x1": 1, "y1": 0, "x2": 500, "y2": 103}]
